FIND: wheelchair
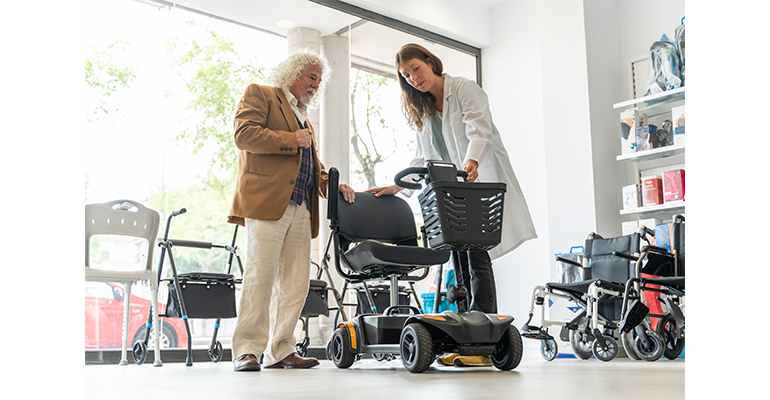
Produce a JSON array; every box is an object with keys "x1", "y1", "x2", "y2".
[
  {"x1": 326, "y1": 161, "x2": 523, "y2": 373},
  {"x1": 616, "y1": 215, "x2": 685, "y2": 360},
  {"x1": 522, "y1": 228, "x2": 665, "y2": 361}
]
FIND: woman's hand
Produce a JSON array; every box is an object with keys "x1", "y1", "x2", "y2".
[
  {"x1": 364, "y1": 184, "x2": 403, "y2": 197},
  {"x1": 463, "y1": 160, "x2": 479, "y2": 182},
  {"x1": 339, "y1": 183, "x2": 355, "y2": 203}
]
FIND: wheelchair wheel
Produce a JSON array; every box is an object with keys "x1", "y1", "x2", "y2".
[
  {"x1": 569, "y1": 320, "x2": 595, "y2": 360},
  {"x1": 208, "y1": 341, "x2": 223, "y2": 363},
  {"x1": 329, "y1": 327, "x2": 356, "y2": 369},
  {"x1": 400, "y1": 323, "x2": 434, "y2": 373},
  {"x1": 621, "y1": 330, "x2": 641, "y2": 360},
  {"x1": 491, "y1": 325, "x2": 524, "y2": 370},
  {"x1": 656, "y1": 315, "x2": 684, "y2": 360},
  {"x1": 634, "y1": 329, "x2": 664, "y2": 362},
  {"x1": 592, "y1": 335, "x2": 618, "y2": 362},
  {"x1": 132, "y1": 341, "x2": 148, "y2": 365},
  {"x1": 540, "y1": 338, "x2": 558, "y2": 362}
]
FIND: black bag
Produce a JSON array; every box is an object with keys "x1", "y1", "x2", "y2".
[{"x1": 165, "y1": 273, "x2": 237, "y2": 319}]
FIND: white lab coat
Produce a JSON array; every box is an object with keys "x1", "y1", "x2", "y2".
[{"x1": 409, "y1": 74, "x2": 537, "y2": 260}]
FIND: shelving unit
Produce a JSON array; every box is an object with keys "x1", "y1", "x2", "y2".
[{"x1": 615, "y1": 88, "x2": 685, "y2": 223}]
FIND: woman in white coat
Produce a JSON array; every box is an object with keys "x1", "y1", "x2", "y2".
[{"x1": 366, "y1": 43, "x2": 537, "y2": 366}]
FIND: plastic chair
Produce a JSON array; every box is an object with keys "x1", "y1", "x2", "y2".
[{"x1": 85, "y1": 200, "x2": 162, "y2": 366}]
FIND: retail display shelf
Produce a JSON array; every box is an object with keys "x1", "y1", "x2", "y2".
[
  {"x1": 620, "y1": 200, "x2": 685, "y2": 216},
  {"x1": 613, "y1": 87, "x2": 685, "y2": 110},
  {"x1": 616, "y1": 144, "x2": 685, "y2": 163}
]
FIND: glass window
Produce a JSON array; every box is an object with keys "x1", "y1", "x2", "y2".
[{"x1": 85, "y1": 0, "x2": 478, "y2": 358}]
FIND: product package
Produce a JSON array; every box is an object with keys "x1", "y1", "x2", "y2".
[
  {"x1": 622, "y1": 184, "x2": 641, "y2": 210},
  {"x1": 645, "y1": 35, "x2": 683, "y2": 95},
  {"x1": 663, "y1": 169, "x2": 685, "y2": 202},
  {"x1": 636, "y1": 125, "x2": 659, "y2": 151},
  {"x1": 641, "y1": 176, "x2": 664, "y2": 207},
  {"x1": 620, "y1": 109, "x2": 637, "y2": 155},
  {"x1": 655, "y1": 223, "x2": 674, "y2": 252},
  {"x1": 671, "y1": 105, "x2": 685, "y2": 146}
]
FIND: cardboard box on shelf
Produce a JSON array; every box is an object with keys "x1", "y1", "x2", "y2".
[
  {"x1": 641, "y1": 176, "x2": 664, "y2": 206},
  {"x1": 622, "y1": 220, "x2": 639, "y2": 236},
  {"x1": 663, "y1": 169, "x2": 685, "y2": 202},
  {"x1": 639, "y1": 218, "x2": 662, "y2": 243},
  {"x1": 671, "y1": 105, "x2": 685, "y2": 134},
  {"x1": 622, "y1": 184, "x2": 641, "y2": 210}
]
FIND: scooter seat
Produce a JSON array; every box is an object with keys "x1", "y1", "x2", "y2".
[{"x1": 344, "y1": 239, "x2": 450, "y2": 275}]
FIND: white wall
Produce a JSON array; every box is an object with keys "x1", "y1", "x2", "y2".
[
  {"x1": 483, "y1": 0, "x2": 684, "y2": 327},
  {"x1": 337, "y1": 0, "x2": 687, "y2": 326}
]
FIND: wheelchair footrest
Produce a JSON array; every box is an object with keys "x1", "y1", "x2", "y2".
[
  {"x1": 520, "y1": 325, "x2": 553, "y2": 341},
  {"x1": 619, "y1": 300, "x2": 650, "y2": 333}
]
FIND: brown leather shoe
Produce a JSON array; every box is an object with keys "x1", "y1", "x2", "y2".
[
  {"x1": 233, "y1": 354, "x2": 261, "y2": 371},
  {"x1": 265, "y1": 353, "x2": 320, "y2": 369}
]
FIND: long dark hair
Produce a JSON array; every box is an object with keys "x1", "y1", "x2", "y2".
[{"x1": 395, "y1": 43, "x2": 443, "y2": 131}]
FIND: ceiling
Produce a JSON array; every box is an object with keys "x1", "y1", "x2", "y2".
[{"x1": 154, "y1": 0, "x2": 482, "y2": 79}]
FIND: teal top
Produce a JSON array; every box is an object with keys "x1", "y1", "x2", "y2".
[{"x1": 430, "y1": 111, "x2": 450, "y2": 161}]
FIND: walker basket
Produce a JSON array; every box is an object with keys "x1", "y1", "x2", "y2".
[
  {"x1": 165, "y1": 272, "x2": 237, "y2": 319},
  {"x1": 418, "y1": 181, "x2": 506, "y2": 251}
]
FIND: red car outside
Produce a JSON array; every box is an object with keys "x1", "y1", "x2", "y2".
[{"x1": 85, "y1": 282, "x2": 187, "y2": 350}]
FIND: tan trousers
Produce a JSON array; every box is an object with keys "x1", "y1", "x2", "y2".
[{"x1": 231, "y1": 200, "x2": 311, "y2": 365}]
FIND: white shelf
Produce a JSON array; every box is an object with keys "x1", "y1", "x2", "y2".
[
  {"x1": 613, "y1": 87, "x2": 685, "y2": 110},
  {"x1": 620, "y1": 200, "x2": 685, "y2": 217},
  {"x1": 616, "y1": 144, "x2": 685, "y2": 163}
]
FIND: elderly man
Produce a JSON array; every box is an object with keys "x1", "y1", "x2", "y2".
[{"x1": 228, "y1": 49, "x2": 354, "y2": 372}]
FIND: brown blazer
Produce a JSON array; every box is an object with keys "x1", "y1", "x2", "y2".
[{"x1": 228, "y1": 83, "x2": 329, "y2": 238}]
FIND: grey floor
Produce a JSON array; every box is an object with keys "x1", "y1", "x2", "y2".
[{"x1": 84, "y1": 342, "x2": 684, "y2": 399}]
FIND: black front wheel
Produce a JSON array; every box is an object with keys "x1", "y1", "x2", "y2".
[
  {"x1": 329, "y1": 327, "x2": 356, "y2": 369},
  {"x1": 400, "y1": 323, "x2": 434, "y2": 373},
  {"x1": 209, "y1": 341, "x2": 223, "y2": 363},
  {"x1": 491, "y1": 325, "x2": 523, "y2": 370},
  {"x1": 132, "y1": 341, "x2": 148, "y2": 365}
]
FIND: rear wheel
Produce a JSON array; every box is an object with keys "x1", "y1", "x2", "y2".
[
  {"x1": 634, "y1": 329, "x2": 665, "y2": 362},
  {"x1": 491, "y1": 325, "x2": 523, "y2": 371},
  {"x1": 329, "y1": 327, "x2": 356, "y2": 368},
  {"x1": 569, "y1": 319, "x2": 595, "y2": 360},
  {"x1": 400, "y1": 323, "x2": 434, "y2": 373},
  {"x1": 621, "y1": 330, "x2": 641, "y2": 360}
]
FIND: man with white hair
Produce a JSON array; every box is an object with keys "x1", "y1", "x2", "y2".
[{"x1": 228, "y1": 49, "x2": 354, "y2": 371}]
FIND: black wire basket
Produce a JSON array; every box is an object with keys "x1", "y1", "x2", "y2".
[{"x1": 418, "y1": 181, "x2": 506, "y2": 251}]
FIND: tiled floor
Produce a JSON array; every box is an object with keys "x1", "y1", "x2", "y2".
[{"x1": 84, "y1": 343, "x2": 685, "y2": 400}]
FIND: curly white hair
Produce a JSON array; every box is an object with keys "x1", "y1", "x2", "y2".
[{"x1": 269, "y1": 48, "x2": 331, "y2": 111}]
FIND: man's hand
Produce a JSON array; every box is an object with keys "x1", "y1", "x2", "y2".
[
  {"x1": 295, "y1": 128, "x2": 312, "y2": 149},
  {"x1": 339, "y1": 184, "x2": 355, "y2": 203}
]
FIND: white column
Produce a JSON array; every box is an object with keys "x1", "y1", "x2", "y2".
[
  {"x1": 286, "y1": 27, "x2": 323, "y2": 266},
  {"x1": 318, "y1": 35, "x2": 350, "y2": 317}
]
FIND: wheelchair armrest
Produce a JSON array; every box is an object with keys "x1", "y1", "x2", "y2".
[
  {"x1": 611, "y1": 250, "x2": 638, "y2": 262},
  {"x1": 555, "y1": 255, "x2": 583, "y2": 268}
]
